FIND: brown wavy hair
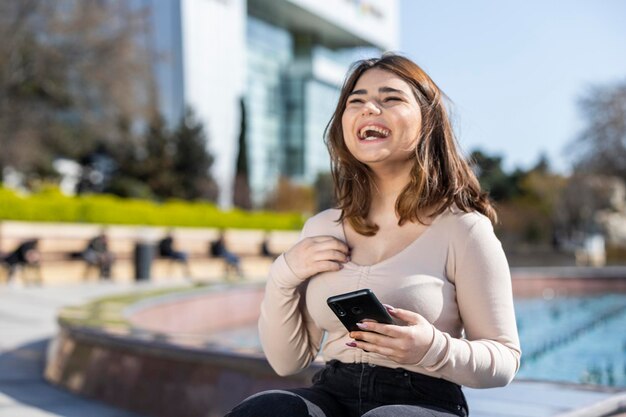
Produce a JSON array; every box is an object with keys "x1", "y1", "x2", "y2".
[{"x1": 325, "y1": 53, "x2": 496, "y2": 236}]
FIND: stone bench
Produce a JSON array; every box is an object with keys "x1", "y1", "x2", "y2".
[{"x1": 0, "y1": 221, "x2": 299, "y2": 285}]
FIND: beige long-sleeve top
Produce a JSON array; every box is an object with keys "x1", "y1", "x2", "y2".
[{"x1": 259, "y1": 207, "x2": 521, "y2": 388}]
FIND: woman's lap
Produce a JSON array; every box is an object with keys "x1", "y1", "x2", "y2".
[
  {"x1": 364, "y1": 404, "x2": 463, "y2": 417},
  {"x1": 224, "y1": 390, "x2": 326, "y2": 417},
  {"x1": 226, "y1": 390, "x2": 460, "y2": 417},
  {"x1": 226, "y1": 362, "x2": 467, "y2": 417}
]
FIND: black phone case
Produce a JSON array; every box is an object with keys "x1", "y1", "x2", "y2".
[{"x1": 326, "y1": 289, "x2": 393, "y2": 332}]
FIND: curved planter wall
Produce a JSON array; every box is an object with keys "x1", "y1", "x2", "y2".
[{"x1": 45, "y1": 284, "x2": 320, "y2": 417}]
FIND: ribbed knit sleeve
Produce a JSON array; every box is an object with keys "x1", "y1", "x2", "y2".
[
  {"x1": 258, "y1": 221, "x2": 325, "y2": 376},
  {"x1": 416, "y1": 216, "x2": 521, "y2": 388}
]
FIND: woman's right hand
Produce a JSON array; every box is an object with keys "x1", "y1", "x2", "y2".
[{"x1": 284, "y1": 236, "x2": 350, "y2": 281}]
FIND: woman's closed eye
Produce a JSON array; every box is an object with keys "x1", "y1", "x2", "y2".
[{"x1": 347, "y1": 97, "x2": 401, "y2": 106}]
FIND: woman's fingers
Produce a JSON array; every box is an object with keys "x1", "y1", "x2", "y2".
[
  {"x1": 349, "y1": 323, "x2": 405, "y2": 343},
  {"x1": 387, "y1": 307, "x2": 423, "y2": 326},
  {"x1": 348, "y1": 339, "x2": 396, "y2": 357},
  {"x1": 313, "y1": 249, "x2": 350, "y2": 263},
  {"x1": 346, "y1": 313, "x2": 434, "y2": 364},
  {"x1": 316, "y1": 260, "x2": 345, "y2": 273},
  {"x1": 311, "y1": 235, "x2": 347, "y2": 245},
  {"x1": 284, "y1": 236, "x2": 350, "y2": 279},
  {"x1": 346, "y1": 329, "x2": 418, "y2": 364},
  {"x1": 312, "y1": 238, "x2": 350, "y2": 255}
]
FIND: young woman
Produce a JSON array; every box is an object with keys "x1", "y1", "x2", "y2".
[{"x1": 226, "y1": 54, "x2": 521, "y2": 417}]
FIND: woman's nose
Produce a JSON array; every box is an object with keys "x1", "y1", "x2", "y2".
[{"x1": 361, "y1": 100, "x2": 381, "y2": 116}]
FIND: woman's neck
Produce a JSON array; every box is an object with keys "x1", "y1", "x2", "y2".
[{"x1": 369, "y1": 163, "x2": 413, "y2": 217}]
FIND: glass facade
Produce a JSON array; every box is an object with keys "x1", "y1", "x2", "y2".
[
  {"x1": 303, "y1": 78, "x2": 339, "y2": 182},
  {"x1": 246, "y1": 17, "x2": 293, "y2": 205},
  {"x1": 245, "y1": 17, "x2": 381, "y2": 205},
  {"x1": 149, "y1": 0, "x2": 185, "y2": 128}
]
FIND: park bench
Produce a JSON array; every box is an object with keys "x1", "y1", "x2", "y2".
[{"x1": 0, "y1": 221, "x2": 299, "y2": 285}]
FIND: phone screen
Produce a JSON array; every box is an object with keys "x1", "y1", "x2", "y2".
[{"x1": 326, "y1": 289, "x2": 393, "y2": 332}]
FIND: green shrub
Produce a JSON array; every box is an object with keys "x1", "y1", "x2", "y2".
[{"x1": 0, "y1": 187, "x2": 303, "y2": 230}]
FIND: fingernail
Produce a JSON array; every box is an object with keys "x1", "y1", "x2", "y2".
[
  {"x1": 383, "y1": 304, "x2": 395, "y2": 312},
  {"x1": 345, "y1": 342, "x2": 357, "y2": 347},
  {"x1": 356, "y1": 322, "x2": 368, "y2": 329}
]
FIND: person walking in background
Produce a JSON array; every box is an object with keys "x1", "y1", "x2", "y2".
[
  {"x1": 227, "y1": 54, "x2": 520, "y2": 417},
  {"x1": 210, "y1": 230, "x2": 242, "y2": 279},
  {"x1": 1, "y1": 239, "x2": 42, "y2": 286},
  {"x1": 158, "y1": 231, "x2": 192, "y2": 278},
  {"x1": 81, "y1": 230, "x2": 115, "y2": 280}
]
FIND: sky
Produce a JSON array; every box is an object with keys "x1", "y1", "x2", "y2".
[{"x1": 399, "y1": 0, "x2": 626, "y2": 173}]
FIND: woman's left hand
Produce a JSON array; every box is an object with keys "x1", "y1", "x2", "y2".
[{"x1": 347, "y1": 306, "x2": 434, "y2": 365}]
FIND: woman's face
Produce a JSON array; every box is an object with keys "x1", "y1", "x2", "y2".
[{"x1": 341, "y1": 68, "x2": 423, "y2": 170}]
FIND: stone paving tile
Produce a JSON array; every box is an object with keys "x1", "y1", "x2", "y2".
[
  {"x1": 0, "y1": 403, "x2": 141, "y2": 417},
  {"x1": 468, "y1": 381, "x2": 613, "y2": 405},
  {"x1": 0, "y1": 375, "x2": 144, "y2": 416},
  {"x1": 0, "y1": 405, "x2": 54, "y2": 417},
  {"x1": 0, "y1": 347, "x2": 47, "y2": 381},
  {"x1": 0, "y1": 380, "x2": 80, "y2": 407},
  {"x1": 469, "y1": 397, "x2": 562, "y2": 417},
  {"x1": 42, "y1": 404, "x2": 142, "y2": 417},
  {"x1": 0, "y1": 283, "x2": 148, "y2": 417},
  {"x1": 465, "y1": 381, "x2": 621, "y2": 417}
]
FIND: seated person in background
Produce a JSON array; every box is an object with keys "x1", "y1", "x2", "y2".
[
  {"x1": 158, "y1": 231, "x2": 192, "y2": 278},
  {"x1": 82, "y1": 231, "x2": 115, "y2": 279},
  {"x1": 260, "y1": 232, "x2": 277, "y2": 259},
  {"x1": 2, "y1": 239, "x2": 42, "y2": 285},
  {"x1": 209, "y1": 231, "x2": 242, "y2": 279}
]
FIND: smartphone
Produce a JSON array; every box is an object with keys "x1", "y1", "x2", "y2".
[{"x1": 327, "y1": 289, "x2": 393, "y2": 332}]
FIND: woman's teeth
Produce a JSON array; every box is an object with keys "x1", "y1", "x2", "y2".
[{"x1": 358, "y1": 125, "x2": 390, "y2": 140}]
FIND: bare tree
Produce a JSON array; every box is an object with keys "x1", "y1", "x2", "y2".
[
  {"x1": 0, "y1": 0, "x2": 156, "y2": 184},
  {"x1": 0, "y1": 1, "x2": 71, "y2": 177},
  {"x1": 569, "y1": 80, "x2": 626, "y2": 181}
]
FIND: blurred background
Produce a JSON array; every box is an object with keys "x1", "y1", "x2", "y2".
[
  {"x1": 1, "y1": 1, "x2": 626, "y2": 415},
  {"x1": 1, "y1": 0, "x2": 626, "y2": 265}
]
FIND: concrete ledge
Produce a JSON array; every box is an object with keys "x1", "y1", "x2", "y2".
[
  {"x1": 44, "y1": 284, "x2": 319, "y2": 417},
  {"x1": 512, "y1": 266, "x2": 626, "y2": 279},
  {"x1": 45, "y1": 329, "x2": 318, "y2": 416},
  {"x1": 511, "y1": 266, "x2": 626, "y2": 297},
  {"x1": 0, "y1": 220, "x2": 297, "y2": 285}
]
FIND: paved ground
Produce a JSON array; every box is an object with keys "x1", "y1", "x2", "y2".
[
  {"x1": 0, "y1": 281, "x2": 624, "y2": 417},
  {"x1": 0, "y1": 282, "x2": 150, "y2": 417}
]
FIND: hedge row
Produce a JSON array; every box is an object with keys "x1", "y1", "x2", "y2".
[{"x1": 0, "y1": 187, "x2": 304, "y2": 230}]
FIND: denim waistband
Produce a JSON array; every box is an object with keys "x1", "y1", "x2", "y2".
[{"x1": 326, "y1": 360, "x2": 459, "y2": 385}]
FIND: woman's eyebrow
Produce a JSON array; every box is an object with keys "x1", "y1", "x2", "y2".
[
  {"x1": 348, "y1": 89, "x2": 367, "y2": 96},
  {"x1": 379, "y1": 86, "x2": 407, "y2": 95},
  {"x1": 348, "y1": 86, "x2": 407, "y2": 96}
]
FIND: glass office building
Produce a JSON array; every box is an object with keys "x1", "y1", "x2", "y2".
[{"x1": 149, "y1": 0, "x2": 398, "y2": 207}]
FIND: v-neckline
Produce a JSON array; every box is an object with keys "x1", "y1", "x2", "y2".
[{"x1": 339, "y1": 210, "x2": 444, "y2": 269}]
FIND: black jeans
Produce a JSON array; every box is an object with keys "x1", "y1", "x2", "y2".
[{"x1": 226, "y1": 360, "x2": 468, "y2": 417}]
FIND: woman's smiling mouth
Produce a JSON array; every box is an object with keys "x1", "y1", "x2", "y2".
[{"x1": 357, "y1": 124, "x2": 391, "y2": 141}]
